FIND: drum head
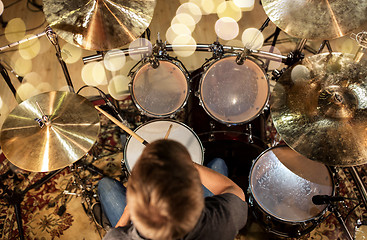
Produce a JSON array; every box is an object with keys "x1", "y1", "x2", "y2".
[
  {"x1": 131, "y1": 60, "x2": 188, "y2": 117},
  {"x1": 250, "y1": 145, "x2": 333, "y2": 222},
  {"x1": 124, "y1": 119, "x2": 203, "y2": 172},
  {"x1": 199, "y1": 56, "x2": 269, "y2": 124}
]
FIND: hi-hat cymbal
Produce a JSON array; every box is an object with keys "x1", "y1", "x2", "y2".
[
  {"x1": 261, "y1": 0, "x2": 367, "y2": 40},
  {"x1": 0, "y1": 91, "x2": 100, "y2": 172},
  {"x1": 270, "y1": 52, "x2": 367, "y2": 166},
  {"x1": 43, "y1": 0, "x2": 156, "y2": 51}
]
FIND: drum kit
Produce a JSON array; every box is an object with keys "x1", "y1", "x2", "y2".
[{"x1": 0, "y1": 0, "x2": 367, "y2": 239}]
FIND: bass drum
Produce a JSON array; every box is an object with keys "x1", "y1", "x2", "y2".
[{"x1": 248, "y1": 145, "x2": 334, "y2": 238}]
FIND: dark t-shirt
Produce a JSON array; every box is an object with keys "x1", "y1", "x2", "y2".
[{"x1": 103, "y1": 193, "x2": 248, "y2": 240}]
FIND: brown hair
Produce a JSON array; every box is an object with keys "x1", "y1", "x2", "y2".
[{"x1": 127, "y1": 139, "x2": 204, "y2": 240}]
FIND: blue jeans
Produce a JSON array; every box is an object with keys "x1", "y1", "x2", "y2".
[{"x1": 98, "y1": 158, "x2": 228, "y2": 227}]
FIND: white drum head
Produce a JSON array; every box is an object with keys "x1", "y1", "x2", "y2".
[
  {"x1": 199, "y1": 56, "x2": 269, "y2": 124},
  {"x1": 124, "y1": 119, "x2": 203, "y2": 172},
  {"x1": 131, "y1": 60, "x2": 188, "y2": 117},
  {"x1": 250, "y1": 146, "x2": 333, "y2": 222}
]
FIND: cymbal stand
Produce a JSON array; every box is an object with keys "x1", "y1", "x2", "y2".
[
  {"x1": 0, "y1": 168, "x2": 64, "y2": 240},
  {"x1": 317, "y1": 40, "x2": 333, "y2": 54},
  {"x1": 45, "y1": 26, "x2": 75, "y2": 93},
  {"x1": 347, "y1": 167, "x2": 367, "y2": 210},
  {"x1": 328, "y1": 201, "x2": 354, "y2": 240}
]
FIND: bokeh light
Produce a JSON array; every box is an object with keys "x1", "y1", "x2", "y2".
[
  {"x1": 13, "y1": 57, "x2": 32, "y2": 76},
  {"x1": 104, "y1": 49, "x2": 126, "y2": 71},
  {"x1": 242, "y1": 28, "x2": 264, "y2": 50},
  {"x1": 36, "y1": 82, "x2": 53, "y2": 93},
  {"x1": 166, "y1": 24, "x2": 192, "y2": 44},
  {"x1": 19, "y1": 34, "x2": 41, "y2": 60},
  {"x1": 0, "y1": 0, "x2": 4, "y2": 16},
  {"x1": 233, "y1": 0, "x2": 255, "y2": 11},
  {"x1": 291, "y1": 65, "x2": 310, "y2": 82},
  {"x1": 215, "y1": 17, "x2": 239, "y2": 40},
  {"x1": 81, "y1": 62, "x2": 107, "y2": 86},
  {"x1": 61, "y1": 43, "x2": 82, "y2": 64},
  {"x1": 0, "y1": 96, "x2": 3, "y2": 109},
  {"x1": 260, "y1": 45, "x2": 283, "y2": 70},
  {"x1": 217, "y1": 1, "x2": 242, "y2": 22},
  {"x1": 23, "y1": 72, "x2": 42, "y2": 85},
  {"x1": 17, "y1": 82, "x2": 40, "y2": 101},
  {"x1": 171, "y1": 13, "x2": 196, "y2": 32},
  {"x1": 108, "y1": 75, "x2": 130, "y2": 100},
  {"x1": 225, "y1": 39, "x2": 244, "y2": 47},
  {"x1": 172, "y1": 34, "x2": 197, "y2": 57},
  {"x1": 176, "y1": 2, "x2": 202, "y2": 24},
  {"x1": 5, "y1": 18, "x2": 26, "y2": 43},
  {"x1": 128, "y1": 38, "x2": 153, "y2": 61}
]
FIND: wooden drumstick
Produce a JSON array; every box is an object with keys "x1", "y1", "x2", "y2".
[
  {"x1": 164, "y1": 124, "x2": 173, "y2": 139},
  {"x1": 95, "y1": 105, "x2": 149, "y2": 146}
]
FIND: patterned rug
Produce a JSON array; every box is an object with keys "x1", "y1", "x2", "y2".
[{"x1": 0, "y1": 98, "x2": 366, "y2": 240}]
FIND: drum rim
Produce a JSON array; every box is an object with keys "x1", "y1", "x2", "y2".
[
  {"x1": 129, "y1": 59, "x2": 190, "y2": 118},
  {"x1": 248, "y1": 144, "x2": 335, "y2": 223},
  {"x1": 123, "y1": 119, "x2": 204, "y2": 172},
  {"x1": 197, "y1": 55, "x2": 270, "y2": 125}
]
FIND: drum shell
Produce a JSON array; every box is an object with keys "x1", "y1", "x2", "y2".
[
  {"x1": 248, "y1": 145, "x2": 335, "y2": 238},
  {"x1": 129, "y1": 59, "x2": 190, "y2": 118}
]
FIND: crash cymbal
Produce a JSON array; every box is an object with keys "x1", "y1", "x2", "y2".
[
  {"x1": 270, "y1": 52, "x2": 367, "y2": 166},
  {"x1": 43, "y1": 0, "x2": 156, "y2": 51},
  {"x1": 261, "y1": 0, "x2": 367, "y2": 40},
  {"x1": 0, "y1": 91, "x2": 100, "y2": 172}
]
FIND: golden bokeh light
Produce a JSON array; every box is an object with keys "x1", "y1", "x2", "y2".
[
  {"x1": 61, "y1": 43, "x2": 82, "y2": 64},
  {"x1": 104, "y1": 49, "x2": 127, "y2": 72},
  {"x1": 171, "y1": 13, "x2": 196, "y2": 32},
  {"x1": 5, "y1": 18, "x2": 26, "y2": 43},
  {"x1": 108, "y1": 75, "x2": 130, "y2": 100},
  {"x1": 233, "y1": 0, "x2": 255, "y2": 11},
  {"x1": 17, "y1": 82, "x2": 40, "y2": 101},
  {"x1": 0, "y1": 0, "x2": 4, "y2": 16},
  {"x1": 217, "y1": 1, "x2": 242, "y2": 22},
  {"x1": 172, "y1": 34, "x2": 197, "y2": 57},
  {"x1": 166, "y1": 24, "x2": 192, "y2": 44},
  {"x1": 242, "y1": 28, "x2": 264, "y2": 50},
  {"x1": 13, "y1": 57, "x2": 32, "y2": 76},
  {"x1": 81, "y1": 62, "x2": 107, "y2": 86},
  {"x1": 128, "y1": 38, "x2": 153, "y2": 61},
  {"x1": 291, "y1": 65, "x2": 310, "y2": 83},
  {"x1": 19, "y1": 34, "x2": 41, "y2": 60},
  {"x1": 177, "y1": 2, "x2": 202, "y2": 24},
  {"x1": 215, "y1": 17, "x2": 239, "y2": 40}
]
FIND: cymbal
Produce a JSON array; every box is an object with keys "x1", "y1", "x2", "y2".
[
  {"x1": 0, "y1": 91, "x2": 100, "y2": 172},
  {"x1": 43, "y1": 0, "x2": 156, "y2": 51},
  {"x1": 270, "y1": 52, "x2": 367, "y2": 166},
  {"x1": 261, "y1": 0, "x2": 367, "y2": 40}
]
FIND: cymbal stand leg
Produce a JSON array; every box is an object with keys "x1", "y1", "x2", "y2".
[
  {"x1": 14, "y1": 201, "x2": 25, "y2": 240},
  {"x1": 347, "y1": 166, "x2": 367, "y2": 210},
  {"x1": 328, "y1": 203, "x2": 354, "y2": 240},
  {"x1": 317, "y1": 40, "x2": 333, "y2": 54},
  {"x1": 45, "y1": 27, "x2": 75, "y2": 93}
]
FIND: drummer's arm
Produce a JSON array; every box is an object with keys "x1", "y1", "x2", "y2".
[
  {"x1": 194, "y1": 163, "x2": 246, "y2": 202},
  {"x1": 115, "y1": 204, "x2": 130, "y2": 228}
]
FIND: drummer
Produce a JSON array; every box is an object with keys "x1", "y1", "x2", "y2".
[{"x1": 97, "y1": 139, "x2": 248, "y2": 240}]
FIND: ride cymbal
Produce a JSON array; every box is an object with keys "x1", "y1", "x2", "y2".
[
  {"x1": 43, "y1": 0, "x2": 156, "y2": 51},
  {"x1": 270, "y1": 52, "x2": 367, "y2": 166},
  {"x1": 0, "y1": 91, "x2": 100, "y2": 172},
  {"x1": 261, "y1": 0, "x2": 367, "y2": 40}
]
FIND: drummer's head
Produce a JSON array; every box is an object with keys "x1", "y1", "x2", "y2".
[{"x1": 127, "y1": 139, "x2": 204, "y2": 240}]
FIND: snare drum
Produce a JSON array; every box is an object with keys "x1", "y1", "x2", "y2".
[
  {"x1": 123, "y1": 119, "x2": 203, "y2": 172},
  {"x1": 249, "y1": 145, "x2": 334, "y2": 238},
  {"x1": 198, "y1": 55, "x2": 269, "y2": 125},
  {"x1": 130, "y1": 59, "x2": 189, "y2": 117}
]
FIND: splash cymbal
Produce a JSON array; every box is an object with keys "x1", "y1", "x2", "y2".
[
  {"x1": 43, "y1": 0, "x2": 156, "y2": 51},
  {"x1": 270, "y1": 52, "x2": 367, "y2": 166},
  {"x1": 261, "y1": 0, "x2": 367, "y2": 40},
  {"x1": 0, "y1": 91, "x2": 100, "y2": 172}
]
